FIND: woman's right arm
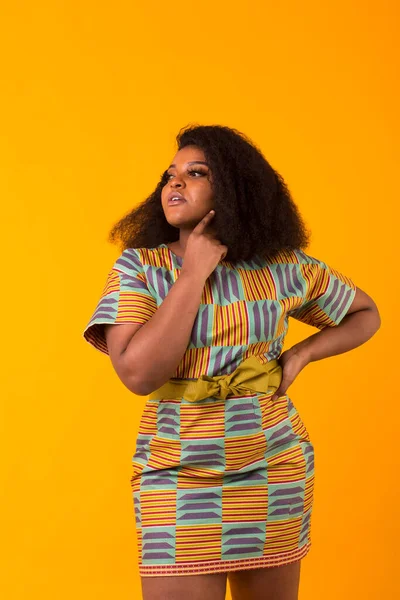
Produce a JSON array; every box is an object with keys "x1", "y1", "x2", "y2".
[
  {"x1": 104, "y1": 269, "x2": 207, "y2": 395},
  {"x1": 104, "y1": 209, "x2": 227, "y2": 396}
]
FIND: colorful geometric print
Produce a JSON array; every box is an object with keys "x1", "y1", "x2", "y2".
[
  {"x1": 131, "y1": 389, "x2": 315, "y2": 577},
  {"x1": 80, "y1": 244, "x2": 353, "y2": 576},
  {"x1": 82, "y1": 244, "x2": 357, "y2": 380}
]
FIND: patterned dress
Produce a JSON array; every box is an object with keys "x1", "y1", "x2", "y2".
[{"x1": 83, "y1": 243, "x2": 356, "y2": 577}]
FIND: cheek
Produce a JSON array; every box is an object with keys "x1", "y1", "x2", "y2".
[{"x1": 195, "y1": 181, "x2": 213, "y2": 199}]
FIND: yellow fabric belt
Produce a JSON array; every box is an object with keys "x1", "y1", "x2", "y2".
[{"x1": 148, "y1": 354, "x2": 283, "y2": 403}]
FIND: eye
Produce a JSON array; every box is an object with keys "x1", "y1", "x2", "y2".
[
  {"x1": 165, "y1": 168, "x2": 208, "y2": 180},
  {"x1": 188, "y1": 168, "x2": 207, "y2": 177}
]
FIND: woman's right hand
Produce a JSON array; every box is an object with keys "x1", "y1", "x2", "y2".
[{"x1": 181, "y1": 210, "x2": 228, "y2": 281}]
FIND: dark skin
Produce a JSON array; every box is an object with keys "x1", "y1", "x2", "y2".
[
  {"x1": 272, "y1": 290, "x2": 381, "y2": 401},
  {"x1": 140, "y1": 145, "x2": 381, "y2": 600},
  {"x1": 162, "y1": 144, "x2": 381, "y2": 401},
  {"x1": 161, "y1": 144, "x2": 217, "y2": 257}
]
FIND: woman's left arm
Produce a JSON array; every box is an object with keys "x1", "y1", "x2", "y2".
[{"x1": 271, "y1": 287, "x2": 381, "y2": 400}]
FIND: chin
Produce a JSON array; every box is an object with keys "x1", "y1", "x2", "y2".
[{"x1": 165, "y1": 218, "x2": 186, "y2": 229}]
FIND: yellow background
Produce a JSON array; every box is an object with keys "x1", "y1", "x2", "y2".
[{"x1": 1, "y1": 1, "x2": 398, "y2": 598}]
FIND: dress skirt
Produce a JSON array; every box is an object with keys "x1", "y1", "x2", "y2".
[{"x1": 130, "y1": 388, "x2": 315, "y2": 577}]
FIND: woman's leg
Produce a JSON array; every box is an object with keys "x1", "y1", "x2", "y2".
[
  {"x1": 228, "y1": 560, "x2": 301, "y2": 600},
  {"x1": 141, "y1": 571, "x2": 228, "y2": 600}
]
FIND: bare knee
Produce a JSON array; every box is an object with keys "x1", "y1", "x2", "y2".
[
  {"x1": 140, "y1": 571, "x2": 228, "y2": 600},
  {"x1": 228, "y1": 560, "x2": 301, "y2": 600}
]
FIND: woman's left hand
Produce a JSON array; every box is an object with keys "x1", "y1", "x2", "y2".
[{"x1": 271, "y1": 346, "x2": 311, "y2": 400}]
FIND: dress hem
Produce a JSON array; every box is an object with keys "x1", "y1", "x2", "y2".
[{"x1": 138, "y1": 540, "x2": 311, "y2": 577}]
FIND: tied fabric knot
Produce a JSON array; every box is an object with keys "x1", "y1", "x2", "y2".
[
  {"x1": 188, "y1": 371, "x2": 243, "y2": 402},
  {"x1": 148, "y1": 355, "x2": 283, "y2": 403},
  {"x1": 180, "y1": 355, "x2": 283, "y2": 403}
]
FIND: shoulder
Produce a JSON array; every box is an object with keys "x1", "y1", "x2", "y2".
[
  {"x1": 291, "y1": 249, "x2": 326, "y2": 267},
  {"x1": 111, "y1": 248, "x2": 143, "y2": 275},
  {"x1": 110, "y1": 246, "x2": 169, "y2": 280},
  {"x1": 262, "y1": 248, "x2": 323, "y2": 267}
]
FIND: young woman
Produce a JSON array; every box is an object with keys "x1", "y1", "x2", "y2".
[{"x1": 83, "y1": 124, "x2": 380, "y2": 600}]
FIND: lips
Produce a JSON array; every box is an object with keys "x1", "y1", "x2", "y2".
[
  {"x1": 168, "y1": 198, "x2": 186, "y2": 206},
  {"x1": 167, "y1": 191, "x2": 186, "y2": 203}
]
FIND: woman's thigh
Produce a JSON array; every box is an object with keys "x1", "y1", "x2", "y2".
[
  {"x1": 140, "y1": 572, "x2": 228, "y2": 600},
  {"x1": 228, "y1": 560, "x2": 301, "y2": 600}
]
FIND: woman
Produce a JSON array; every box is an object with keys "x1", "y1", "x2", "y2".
[{"x1": 83, "y1": 124, "x2": 380, "y2": 600}]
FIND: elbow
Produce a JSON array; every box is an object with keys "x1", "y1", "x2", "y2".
[
  {"x1": 110, "y1": 350, "x2": 157, "y2": 396},
  {"x1": 361, "y1": 305, "x2": 381, "y2": 339},
  {"x1": 369, "y1": 304, "x2": 381, "y2": 333},
  {"x1": 127, "y1": 376, "x2": 150, "y2": 396},
  {"x1": 126, "y1": 373, "x2": 161, "y2": 396},
  {"x1": 375, "y1": 309, "x2": 382, "y2": 332}
]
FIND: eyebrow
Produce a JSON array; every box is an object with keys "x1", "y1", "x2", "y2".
[{"x1": 167, "y1": 161, "x2": 209, "y2": 169}]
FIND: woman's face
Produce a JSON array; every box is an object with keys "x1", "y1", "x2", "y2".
[{"x1": 161, "y1": 145, "x2": 215, "y2": 230}]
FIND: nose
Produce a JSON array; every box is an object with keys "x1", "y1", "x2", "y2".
[
  {"x1": 169, "y1": 172, "x2": 186, "y2": 188},
  {"x1": 171, "y1": 179, "x2": 183, "y2": 188}
]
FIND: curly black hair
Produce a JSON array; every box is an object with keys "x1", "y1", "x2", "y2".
[{"x1": 108, "y1": 124, "x2": 311, "y2": 264}]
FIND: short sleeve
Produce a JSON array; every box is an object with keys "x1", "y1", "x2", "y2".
[
  {"x1": 82, "y1": 248, "x2": 157, "y2": 355},
  {"x1": 287, "y1": 252, "x2": 357, "y2": 330}
]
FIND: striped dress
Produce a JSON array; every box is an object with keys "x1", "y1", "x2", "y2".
[{"x1": 83, "y1": 243, "x2": 356, "y2": 577}]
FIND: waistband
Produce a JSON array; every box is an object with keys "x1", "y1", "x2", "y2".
[{"x1": 148, "y1": 354, "x2": 283, "y2": 403}]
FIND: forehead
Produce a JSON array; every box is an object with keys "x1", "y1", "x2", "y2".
[{"x1": 169, "y1": 145, "x2": 207, "y2": 167}]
